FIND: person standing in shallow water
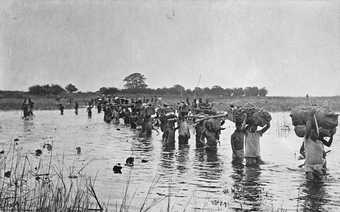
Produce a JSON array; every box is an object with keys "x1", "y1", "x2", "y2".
[
  {"x1": 74, "y1": 102, "x2": 79, "y2": 115},
  {"x1": 59, "y1": 104, "x2": 64, "y2": 115},
  {"x1": 231, "y1": 122, "x2": 245, "y2": 164},
  {"x1": 242, "y1": 114, "x2": 270, "y2": 166},
  {"x1": 303, "y1": 118, "x2": 332, "y2": 181},
  {"x1": 87, "y1": 105, "x2": 92, "y2": 118},
  {"x1": 177, "y1": 115, "x2": 190, "y2": 146}
]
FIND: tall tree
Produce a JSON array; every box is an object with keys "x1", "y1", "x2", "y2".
[
  {"x1": 123, "y1": 73, "x2": 147, "y2": 89},
  {"x1": 259, "y1": 87, "x2": 268, "y2": 96},
  {"x1": 244, "y1": 86, "x2": 259, "y2": 96},
  {"x1": 65, "y1": 83, "x2": 78, "y2": 93}
]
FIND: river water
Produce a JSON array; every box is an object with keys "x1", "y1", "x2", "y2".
[{"x1": 0, "y1": 110, "x2": 339, "y2": 211}]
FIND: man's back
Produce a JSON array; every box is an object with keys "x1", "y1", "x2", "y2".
[{"x1": 231, "y1": 131, "x2": 244, "y2": 151}]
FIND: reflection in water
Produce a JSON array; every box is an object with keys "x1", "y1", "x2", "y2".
[
  {"x1": 131, "y1": 137, "x2": 153, "y2": 153},
  {"x1": 176, "y1": 145, "x2": 189, "y2": 175},
  {"x1": 230, "y1": 166, "x2": 265, "y2": 211},
  {"x1": 230, "y1": 163, "x2": 245, "y2": 201},
  {"x1": 205, "y1": 149, "x2": 223, "y2": 181},
  {"x1": 160, "y1": 142, "x2": 175, "y2": 171},
  {"x1": 193, "y1": 148, "x2": 223, "y2": 183},
  {"x1": 243, "y1": 167, "x2": 263, "y2": 210},
  {"x1": 23, "y1": 120, "x2": 34, "y2": 133},
  {"x1": 299, "y1": 181, "x2": 328, "y2": 211}
]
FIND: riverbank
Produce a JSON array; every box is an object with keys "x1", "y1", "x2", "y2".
[{"x1": 1, "y1": 91, "x2": 340, "y2": 112}]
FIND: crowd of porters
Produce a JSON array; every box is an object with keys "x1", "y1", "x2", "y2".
[{"x1": 21, "y1": 96, "x2": 336, "y2": 182}]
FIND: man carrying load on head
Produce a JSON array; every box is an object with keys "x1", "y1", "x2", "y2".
[
  {"x1": 242, "y1": 114, "x2": 270, "y2": 166},
  {"x1": 303, "y1": 117, "x2": 332, "y2": 181}
]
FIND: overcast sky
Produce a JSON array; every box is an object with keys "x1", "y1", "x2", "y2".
[{"x1": 0, "y1": 0, "x2": 339, "y2": 96}]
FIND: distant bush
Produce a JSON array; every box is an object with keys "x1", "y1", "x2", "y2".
[
  {"x1": 27, "y1": 83, "x2": 268, "y2": 97},
  {"x1": 259, "y1": 87, "x2": 268, "y2": 97},
  {"x1": 98, "y1": 87, "x2": 120, "y2": 95},
  {"x1": 28, "y1": 84, "x2": 66, "y2": 95},
  {"x1": 95, "y1": 85, "x2": 268, "y2": 97}
]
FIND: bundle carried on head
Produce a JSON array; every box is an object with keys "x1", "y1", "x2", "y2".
[
  {"x1": 290, "y1": 105, "x2": 338, "y2": 137},
  {"x1": 204, "y1": 118, "x2": 221, "y2": 132},
  {"x1": 193, "y1": 108, "x2": 217, "y2": 116},
  {"x1": 227, "y1": 103, "x2": 271, "y2": 127}
]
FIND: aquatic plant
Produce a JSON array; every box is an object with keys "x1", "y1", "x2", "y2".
[{"x1": 0, "y1": 139, "x2": 105, "y2": 211}]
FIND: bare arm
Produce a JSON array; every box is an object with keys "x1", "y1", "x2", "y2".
[
  {"x1": 240, "y1": 114, "x2": 247, "y2": 131},
  {"x1": 230, "y1": 135, "x2": 236, "y2": 154},
  {"x1": 321, "y1": 136, "x2": 333, "y2": 147},
  {"x1": 299, "y1": 142, "x2": 305, "y2": 157},
  {"x1": 258, "y1": 123, "x2": 270, "y2": 135}
]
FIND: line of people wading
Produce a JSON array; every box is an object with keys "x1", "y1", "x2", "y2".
[{"x1": 21, "y1": 96, "x2": 336, "y2": 182}]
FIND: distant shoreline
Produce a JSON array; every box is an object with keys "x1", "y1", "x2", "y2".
[{"x1": 1, "y1": 91, "x2": 340, "y2": 112}]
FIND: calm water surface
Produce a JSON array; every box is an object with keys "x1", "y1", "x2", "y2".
[{"x1": 0, "y1": 110, "x2": 340, "y2": 211}]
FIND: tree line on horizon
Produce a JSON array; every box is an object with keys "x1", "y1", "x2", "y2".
[{"x1": 26, "y1": 73, "x2": 268, "y2": 97}]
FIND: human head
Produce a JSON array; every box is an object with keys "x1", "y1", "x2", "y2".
[
  {"x1": 249, "y1": 125, "x2": 257, "y2": 132},
  {"x1": 235, "y1": 122, "x2": 242, "y2": 131}
]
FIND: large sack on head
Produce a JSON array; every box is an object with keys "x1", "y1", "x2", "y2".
[
  {"x1": 290, "y1": 106, "x2": 338, "y2": 130},
  {"x1": 315, "y1": 107, "x2": 338, "y2": 129},
  {"x1": 294, "y1": 125, "x2": 306, "y2": 138},
  {"x1": 251, "y1": 111, "x2": 272, "y2": 127},
  {"x1": 227, "y1": 103, "x2": 271, "y2": 126},
  {"x1": 290, "y1": 106, "x2": 315, "y2": 126},
  {"x1": 293, "y1": 125, "x2": 336, "y2": 138},
  {"x1": 319, "y1": 127, "x2": 336, "y2": 137}
]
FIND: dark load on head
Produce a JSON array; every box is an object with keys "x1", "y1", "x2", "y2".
[
  {"x1": 226, "y1": 103, "x2": 272, "y2": 127},
  {"x1": 290, "y1": 105, "x2": 338, "y2": 137}
]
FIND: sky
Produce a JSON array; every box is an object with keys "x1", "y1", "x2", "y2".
[{"x1": 0, "y1": 0, "x2": 339, "y2": 96}]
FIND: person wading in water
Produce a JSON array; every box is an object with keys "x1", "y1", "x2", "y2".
[
  {"x1": 75, "y1": 102, "x2": 79, "y2": 115},
  {"x1": 231, "y1": 122, "x2": 245, "y2": 165},
  {"x1": 303, "y1": 117, "x2": 333, "y2": 181},
  {"x1": 242, "y1": 114, "x2": 270, "y2": 166},
  {"x1": 59, "y1": 104, "x2": 64, "y2": 115}
]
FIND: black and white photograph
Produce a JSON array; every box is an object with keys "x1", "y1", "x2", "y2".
[{"x1": 0, "y1": 0, "x2": 339, "y2": 211}]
